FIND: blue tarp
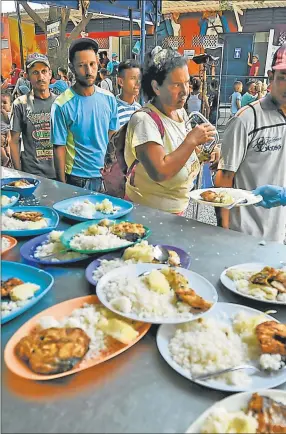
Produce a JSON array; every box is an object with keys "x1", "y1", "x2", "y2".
[{"x1": 29, "y1": 0, "x2": 160, "y2": 22}]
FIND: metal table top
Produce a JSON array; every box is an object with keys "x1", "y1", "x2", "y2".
[{"x1": 2, "y1": 169, "x2": 286, "y2": 434}]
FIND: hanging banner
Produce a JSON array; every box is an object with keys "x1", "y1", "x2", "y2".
[{"x1": 47, "y1": 20, "x2": 61, "y2": 50}]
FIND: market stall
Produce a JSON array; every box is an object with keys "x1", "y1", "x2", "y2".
[{"x1": 1, "y1": 168, "x2": 286, "y2": 434}]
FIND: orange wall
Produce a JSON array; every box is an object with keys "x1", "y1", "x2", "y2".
[
  {"x1": 178, "y1": 12, "x2": 237, "y2": 75},
  {"x1": 1, "y1": 16, "x2": 12, "y2": 78}
]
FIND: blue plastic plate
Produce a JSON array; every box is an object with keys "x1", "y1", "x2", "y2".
[
  {"x1": 61, "y1": 220, "x2": 151, "y2": 254},
  {"x1": 53, "y1": 194, "x2": 134, "y2": 222},
  {"x1": 20, "y1": 233, "x2": 92, "y2": 265},
  {"x1": 86, "y1": 245, "x2": 192, "y2": 285},
  {"x1": 1, "y1": 206, "x2": 59, "y2": 237},
  {"x1": 1, "y1": 191, "x2": 20, "y2": 210},
  {"x1": 1, "y1": 177, "x2": 40, "y2": 197},
  {"x1": 1, "y1": 261, "x2": 54, "y2": 324}
]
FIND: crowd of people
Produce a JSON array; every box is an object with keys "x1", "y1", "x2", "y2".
[{"x1": 1, "y1": 38, "x2": 285, "y2": 244}]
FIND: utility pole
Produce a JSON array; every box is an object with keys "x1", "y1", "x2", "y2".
[{"x1": 15, "y1": 0, "x2": 25, "y2": 69}]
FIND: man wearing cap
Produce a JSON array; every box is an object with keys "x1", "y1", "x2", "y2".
[
  {"x1": 9, "y1": 53, "x2": 57, "y2": 179},
  {"x1": 215, "y1": 43, "x2": 286, "y2": 243},
  {"x1": 107, "y1": 53, "x2": 120, "y2": 95},
  {"x1": 51, "y1": 38, "x2": 119, "y2": 191}
]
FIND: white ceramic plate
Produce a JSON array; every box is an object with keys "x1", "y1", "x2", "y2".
[
  {"x1": 156, "y1": 302, "x2": 286, "y2": 392},
  {"x1": 96, "y1": 263, "x2": 218, "y2": 324},
  {"x1": 190, "y1": 188, "x2": 262, "y2": 207},
  {"x1": 220, "y1": 262, "x2": 286, "y2": 305},
  {"x1": 186, "y1": 389, "x2": 286, "y2": 433}
]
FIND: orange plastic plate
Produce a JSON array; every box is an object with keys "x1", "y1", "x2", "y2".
[{"x1": 4, "y1": 295, "x2": 151, "y2": 381}]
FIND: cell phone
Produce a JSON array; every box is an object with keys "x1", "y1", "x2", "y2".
[{"x1": 186, "y1": 111, "x2": 219, "y2": 154}]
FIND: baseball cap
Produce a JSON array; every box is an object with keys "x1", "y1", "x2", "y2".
[
  {"x1": 253, "y1": 54, "x2": 259, "y2": 60},
  {"x1": 18, "y1": 85, "x2": 30, "y2": 95},
  {"x1": 49, "y1": 79, "x2": 69, "y2": 95},
  {"x1": 112, "y1": 52, "x2": 118, "y2": 58},
  {"x1": 272, "y1": 43, "x2": 286, "y2": 70},
  {"x1": 69, "y1": 38, "x2": 99, "y2": 62},
  {"x1": 26, "y1": 53, "x2": 50, "y2": 70}
]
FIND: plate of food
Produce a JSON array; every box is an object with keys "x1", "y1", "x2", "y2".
[
  {"x1": 53, "y1": 194, "x2": 133, "y2": 222},
  {"x1": 1, "y1": 177, "x2": 40, "y2": 197},
  {"x1": 1, "y1": 261, "x2": 54, "y2": 324},
  {"x1": 186, "y1": 389, "x2": 286, "y2": 433},
  {"x1": 189, "y1": 188, "x2": 262, "y2": 208},
  {"x1": 96, "y1": 264, "x2": 217, "y2": 324},
  {"x1": 1, "y1": 191, "x2": 20, "y2": 210},
  {"x1": 221, "y1": 263, "x2": 286, "y2": 305},
  {"x1": 1, "y1": 235, "x2": 17, "y2": 255},
  {"x1": 20, "y1": 231, "x2": 91, "y2": 265},
  {"x1": 1, "y1": 206, "x2": 59, "y2": 237},
  {"x1": 4, "y1": 295, "x2": 151, "y2": 380},
  {"x1": 86, "y1": 241, "x2": 191, "y2": 285},
  {"x1": 156, "y1": 302, "x2": 286, "y2": 392},
  {"x1": 61, "y1": 219, "x2": 151, "y2": 255}
]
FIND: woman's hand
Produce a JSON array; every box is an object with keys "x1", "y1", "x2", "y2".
[{"x1": 186, "y1": 123, "x2": 216, "y2": 147}]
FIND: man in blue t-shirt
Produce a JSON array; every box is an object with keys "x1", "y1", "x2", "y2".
[
  {"x1": 51, "y1": 38, "x2": 119, "y2": 191},
  {"x1": 230, "y1": 80, "x2": 242, "y2": 115}
]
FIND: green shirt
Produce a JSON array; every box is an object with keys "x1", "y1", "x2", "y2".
[{"x1": 241, "y1": 92, "x2": 257, "y2": 107}]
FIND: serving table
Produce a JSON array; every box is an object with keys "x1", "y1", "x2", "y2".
[{"x1": 2, "y1": 168, "x2": 286, "y2": 434}]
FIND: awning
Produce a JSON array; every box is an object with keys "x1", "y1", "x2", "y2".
[
  {"x1": 162, "y1": 0, "x2": 286, "y2": 13},
  {"x1": 28, "y1": 0, "x2": 161, "y2": 23}
]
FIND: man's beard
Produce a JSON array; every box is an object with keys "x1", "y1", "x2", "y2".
[{"x1": 75, "y1": 73, "x2": 96, "y2": 88}]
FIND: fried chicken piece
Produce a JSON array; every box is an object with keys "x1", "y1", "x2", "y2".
[
  {"x1": 200, "y1": 190, "x2": 218, "y2": 202},
  {"x1": 175, "y1": 288, "x2": 213, "y2": 312},
  {"x1": 161, "y1": 268, "x2": 212, "y2": 312},
  {"x1": 250, "y1": 266, "x2": 278, "y2": 286},
  {"x1": 16, "y1": 327, "x2": 90, "y2": 375},
  {"x1": 111, "y1": 222, "x2": 146, "y2": 239},
  {"x1": 256, "y1": 321, "x2": 286, "y2": 356},
  {"x1": 12, "y1": 211, "x2": 43, "y2": 222},
  {"x1": 248, "y1": 393, "x2": 286, "y2": 433},
  {"x1": 7, "y1": 179, "x2": 31, "y2": 187},
  {"x1": 248, "y1": 393, "x2": 267, "y2": 433},
  {"x1": 271, "y1": 271, "x2": 286, "y2": 293},
  {"x1": 1, "y1": 277, "x2": 24, "y2": 297}
]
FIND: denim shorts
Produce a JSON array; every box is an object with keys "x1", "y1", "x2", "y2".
[{"x1": 66, "y1": 174, "x2": 106, "y2": 193}]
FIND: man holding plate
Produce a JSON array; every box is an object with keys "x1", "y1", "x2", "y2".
[{"x1": 215, "y1": 44, "x2": 286, "y2": 243}]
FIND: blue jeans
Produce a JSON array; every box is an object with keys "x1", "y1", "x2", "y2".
[{"x1": 66, "y1": 174, "x2": 105, "y2": 192}]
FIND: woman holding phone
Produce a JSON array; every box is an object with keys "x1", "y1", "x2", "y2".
[{"x1": 124, "y1": 47, "x2": 216, "y2": 214}]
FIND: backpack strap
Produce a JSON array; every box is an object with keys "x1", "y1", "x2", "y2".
[{"x1": 126, "y1": 107, "x2": 166, "y2": 186}]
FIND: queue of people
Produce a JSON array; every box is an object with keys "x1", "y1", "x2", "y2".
[{"x1": 1, "y1": 38, "x2": 286, "y2": 245}]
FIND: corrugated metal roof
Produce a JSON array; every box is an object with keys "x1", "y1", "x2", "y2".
[{"x1": 162, "y1": 0, "x2": 286, "y2": 13}]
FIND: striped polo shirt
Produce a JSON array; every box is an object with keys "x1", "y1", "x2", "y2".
[
  {"x1": 51, "y1": 86, "x2": 119, "y2": 178},
  {"x1": 116, "y1": 95, "x2": 141, "y2": 128}
]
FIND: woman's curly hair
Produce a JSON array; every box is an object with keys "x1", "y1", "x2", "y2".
[{"x1": 141, "y1": 47, "x2": 188, "y2": 100}]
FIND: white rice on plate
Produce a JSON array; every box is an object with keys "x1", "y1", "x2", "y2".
[
  {"x1": 1, "y1": 195, "x2": 17, "y2": 207},
  {"x1": 1, "y1": 299, "x2": 30, "y2": 316},
  {"x1": 70, "y1": 232, "x2": 130, "y2": 251},
  {"x1": 2, "y1": 209, "x2": 48, "y2": 230},
  {"x1": 34, "y1": 231, "x2": 84, "y2": 262},
  {"x1": 102, "y1": 275, "x2": 191, "y2": 319},
  {"x1": 67, "y1": 198, "x2": 118, "y2": 218},
  {"x1": 1, "y1": 237, "x2": 11, "y2": 252},
  {"x1": 168, "y1": 311, "x2": 284, "y2": 386},
  {"x1": 93, "y1": 258, "x2": 136, "y2": 280}
]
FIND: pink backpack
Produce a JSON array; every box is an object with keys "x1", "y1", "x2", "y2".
[{"x1": 103, "y1": 107, "x2": 165, "y2": 198}]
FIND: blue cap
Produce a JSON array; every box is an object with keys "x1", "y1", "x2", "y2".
[
  {"x1": 49, "y1": 79, "x2": 68, "y2": 95},
  {"x1": 112, "y1": 52, "x2": 118, "y2": 58},
  {"x1": 18, "y1": 85, "x2": 30, "y2": 95}
]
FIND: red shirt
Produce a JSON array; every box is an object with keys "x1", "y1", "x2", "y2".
[
  {"x1": 10, "y1": 68, "x2": 21, "y2": 86},
  {"x1": 249, "y1": 61, "x2": 260, "y2": 77}
]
